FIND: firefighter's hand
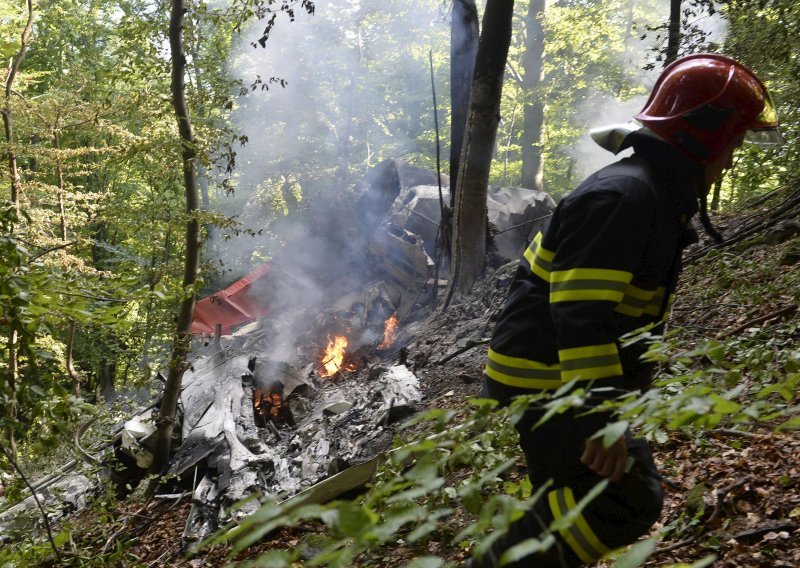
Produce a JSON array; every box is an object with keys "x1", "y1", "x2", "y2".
[{"x1": 581, "y1": 435, "x2": 627, "y2": 482}]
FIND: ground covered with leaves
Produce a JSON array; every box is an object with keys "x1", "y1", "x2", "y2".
[{"x1": 3, "y1": 208, "x2": 799, "y2": 567}]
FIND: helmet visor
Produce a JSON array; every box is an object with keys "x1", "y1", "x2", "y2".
[
  {"x1": 745, "y1": 89, "x2": 783, "y2": 146},
  {"x1": 745, "y1": 127, "x2": 785, "y2": 146}
]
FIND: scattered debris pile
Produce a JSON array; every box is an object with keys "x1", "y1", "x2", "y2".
[{"x1": 149, "y1": 349, "x2": 419, "y2": 545}]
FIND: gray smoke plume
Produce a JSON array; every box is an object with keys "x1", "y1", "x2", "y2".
[{"x1": 207, "y1": 0, "x2": 448, "y2": 365}]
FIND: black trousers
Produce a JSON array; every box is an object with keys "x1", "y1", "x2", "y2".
[{"x1": 472, "y1": 407, "x2": 663, "y2": 567}]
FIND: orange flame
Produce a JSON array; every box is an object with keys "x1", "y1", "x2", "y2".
[
  {"x1": 378, "y1": 314, "x2": 399, "y2": 349},
  {"x1": 254, "y1": 388, "x2": 284, "y2": 418},
  {"x1": 320, "y1": 335, "x2": 349, "y2": 377}
]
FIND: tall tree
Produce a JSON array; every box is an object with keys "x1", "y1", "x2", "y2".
[
  {"x1": 444, "y1": 0, "x2": 514, "y2": 304},
  {"x1": 150, "y1": 0, "x2": 203, "y2": 473},
  {"x1": 519, "y1": 0, "x2": 545, "y2": 190},
  {"x1": 666, "y1": 0, "x2": 681, "y2": 65},
  {"x1": 1, "y1": 0, "x2": 33, "y2": 464},
  {"x1": 2, "y1": 0, "x2": 33, "y2": 216},
  {"x1": 449, "y1": 0, "x2": 479, "y2": 195}
]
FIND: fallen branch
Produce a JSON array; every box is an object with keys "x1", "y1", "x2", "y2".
[
  {"x1": 494, "y1": 213, "x2": 554, "y2": 235},
  {"x1": 436, "y1": 337, "x2": 490, "y2": 365},
  {"x1": 686, "y1": 186, "x2": 800, "y2": 263},
  {"x1": 718, "y1": 304, "x2": 797, "y2": 338},
  {"x1": 29, "y1": 240, "x2": 77, "y2": 262},
  {"x1": 707, "y1": 477, "x2": 750, "y2": 526},
  {"x1": 708, "y1": 428, "x2": 764, "y2": 439}
]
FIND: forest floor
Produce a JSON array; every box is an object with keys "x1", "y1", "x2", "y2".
[{"x1": 19, "y1": 210, "x2": 800, "y2": 567}]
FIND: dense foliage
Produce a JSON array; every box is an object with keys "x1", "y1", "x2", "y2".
[{"x1": 0, "y1": 0, "x2": 797, "y2": 565}]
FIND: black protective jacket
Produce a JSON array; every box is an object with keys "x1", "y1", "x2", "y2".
[{"x1": 485, "y1": 143, "x2": 700, "y2": 404}]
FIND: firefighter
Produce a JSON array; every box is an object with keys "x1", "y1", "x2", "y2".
[{"x1": 472, "y1": 54, "x2": 783, "y2": 567}]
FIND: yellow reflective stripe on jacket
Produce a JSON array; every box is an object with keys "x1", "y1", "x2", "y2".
[
  {"x1": 485, "y1": 348, "x2": 562, "y2": 389},
  {"x1": 558, "y1": 343, "x2": 622, "y2": 381},
  {"x1": 550, "y1": 268, "x2": 633, "y2": 303},
  {"x1": 615, "y1": 284, "x2": 657, "y2": 317},
  {"x1": 643, "y1": 287, "x2": 672, "y2": 316},
  {"x1": 523, "y1": 232, "x2": 554, "y2": 283},
  {"x1": 548, "y1": 487, "x2": 610, "y2": 563}
]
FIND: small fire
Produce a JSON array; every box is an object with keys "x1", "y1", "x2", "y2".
[
  {"x1": 320, "y1": 335, "x2": 349, "y2": 377},
  {"x1": 378, "y1": 314, "x2": 399, "y2": 349},
  {"x1": 254, "y1": 387, "x2": 286, "y2": 422}
]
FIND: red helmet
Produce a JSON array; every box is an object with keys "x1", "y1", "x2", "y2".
[{"x1": 635, "y1": 53, "x2": 783, "y2": 164}]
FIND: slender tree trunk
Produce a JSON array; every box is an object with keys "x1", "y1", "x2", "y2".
[
  {"x1": 150, "y1": 0, "x2": 202, "y2": 473},
  {"x1": 336, "y1": 26, "x2": 363, "y2": 186},
  {"x1": 5, "y1": 326, "x2": 19, "y2": 463},
  {"x1": 666, "y1": 0, "x2": 681, "y2": 65},
  {"x1": 2, "y1": 0, "x2": 34, "y2": 215},
  {"x1": 450, "y1": 0, "x2": 479, "y2": 198},
  {"x1": 444, "y1": 0, "x2": 515, "y2": 305},
  {"x1": 503, "y1": 102, "x2": 518, "y2": 185},
  {"x1": 616, "y1": 0, "x2": 634, "y2": 97},
  {"x1": 1, "y1": 0, "x2": 33, "y2": 464},
  {"x1": 187, "y1": 18, "x2": 216, "y2": 267},
  {"x1": 98, "y1": 356, "x2": 116, "y2": 402},
  {"x1": 66, "y1": 321, "x2": 80, "y2": 396},
  {"x1": 54, "y1": 128, "x2": 68, "y2": 241},
  {"x1": 520, "y1": 0, "x2": 545, "y2": 191}
]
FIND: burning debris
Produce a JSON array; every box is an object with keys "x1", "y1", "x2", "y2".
[
  {"x1": 319, "y1": 335, "x2": 354, "y2": 378},
  {"x1": 378, "y1": 314, "x2": 399, "y2": 350},
  {"x1": 162, "y1": 342, "x2": 422, "y2": 547}
]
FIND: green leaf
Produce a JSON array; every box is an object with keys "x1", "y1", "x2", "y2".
[
  {"x1": 591, "y1": 420, "x2": 629, "y2": 448},
  {"x1": 324, "y1": 502, "x2": 378, "y2": 539},
  {"x1": 499, "y1": 535, "x2": 556, "y2": 565},
  {"x1": 610, "y1": 535, "x2": 658, "y2": 568}
]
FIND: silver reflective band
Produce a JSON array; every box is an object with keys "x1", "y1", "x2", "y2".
[
  {"x1": 589, "y1": 120, "x2": 665, "y2": 154},
  {"x1": 745, "y1": 127, "x2": 785, "y2": 147}
]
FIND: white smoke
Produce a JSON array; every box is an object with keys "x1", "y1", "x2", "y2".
[{"x1": 205, "y1": 0, "x2": 449, "y2": 364}]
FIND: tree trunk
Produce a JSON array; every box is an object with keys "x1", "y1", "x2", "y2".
[
  {"x1": 616, "y1": 0, "x2": 634, "y2": 97},
  {"x1": 2, "y1": 0, "x2": 34, "y2": 216},
  {"x1": 66, "y1": 321, "x2": 80, "y2": 396},
  {"x1": 5, "y1": 327, "x2": 19, "y2": 463},
  {"x1": 503, "y1": 102, "x2": 518, "y2": 184},
  {"x1": 449, "y1": 0, "x2": 479, "y2": 198},
  {"x1": 519, "y1": 0, "x2": 545, "y2": 191},
  {"x1": 98, "y1": 357, "x2": 116, "y2": 403},
  {"x1": 150, "y1": 0, "x2": 202, "y2": 474},
  {"x1": 666, "y1": 0, "x2": 681, "y2": 65},
  {"x1": 187, "y1": 18, "x2": 216, "y2": 265},
  {"x1": 444, "y1": 0, "x2": 515, "y2": 305},
  {"x1": 336, "y1": 26, "x2": 363, "y2": 186},
  {"x1": 54, "y1": 128, "x2": 68, "y2": 241},
  {"x1": 1, "y1": 0, "x2": 33, "y2": 465}
]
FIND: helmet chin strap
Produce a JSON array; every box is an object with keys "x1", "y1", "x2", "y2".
[{"x1": 698, "y1": 188, "x2": 724, "y2": 244}]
